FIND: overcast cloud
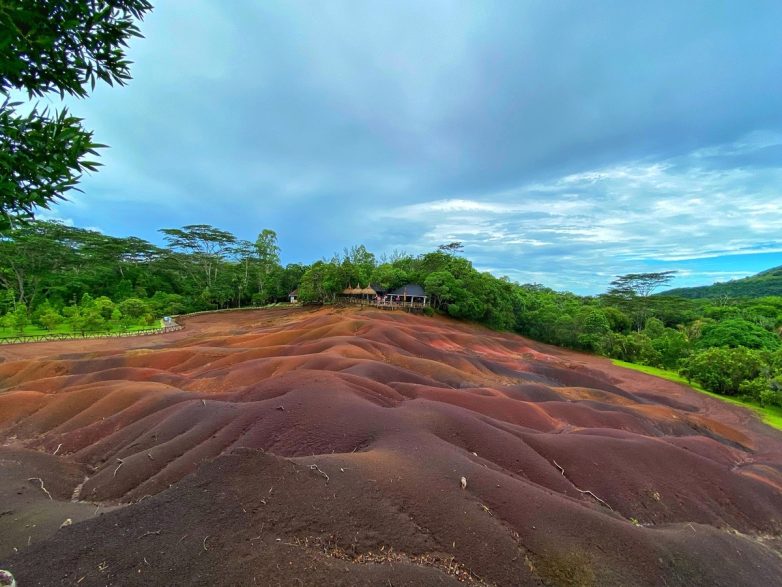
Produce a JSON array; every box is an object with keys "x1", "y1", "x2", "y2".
[{"x1": 46, "y1": 0, "x2": 782, "y2": 294}]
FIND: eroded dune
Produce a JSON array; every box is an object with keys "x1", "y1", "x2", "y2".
[{"x1": 1, "y1": 307, "x2": 781, "y2": 586}]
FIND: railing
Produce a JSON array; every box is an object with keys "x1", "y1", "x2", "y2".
[
  {"x1": 337, "y1": 296, "x2": 428, "y2": 311},
  {"x1": 372, "y1": 301, "x2": 428, "y2": 310},
  {"x1": 0, "y1": 304, "x2": 292, "y2": 346},
  {"x1": 0, "y1": 324, "x2": 183, "y2": 346}
]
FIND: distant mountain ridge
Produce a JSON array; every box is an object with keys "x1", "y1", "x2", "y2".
[{"x1": 663, "y1": 265, "x2": 782, "y2": 298}]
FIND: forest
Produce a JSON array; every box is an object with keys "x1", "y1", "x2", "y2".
[{"x1": 2, "y1": 220, "x2": 781, "y2": 410}]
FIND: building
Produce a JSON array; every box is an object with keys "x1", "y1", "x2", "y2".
[{"x1": 385, "y1": 283, "x2": 428, "y2": 307}]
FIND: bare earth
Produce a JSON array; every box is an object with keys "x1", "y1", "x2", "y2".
[{"x1": 0, "y1": 307, "x2": 780, "y2": 586}]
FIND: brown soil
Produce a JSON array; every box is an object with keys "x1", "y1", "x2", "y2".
[{"x1": 1, "y1": 306, "x2": 781, "y2": 586}]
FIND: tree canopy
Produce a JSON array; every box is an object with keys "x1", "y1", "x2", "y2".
[{"x1": 0, "y1": 0, "x2": 153, "y2": 227}]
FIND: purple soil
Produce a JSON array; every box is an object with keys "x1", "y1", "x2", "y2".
[{"x1": 0, "y1": 307, "x2": 781, "y2": 586}]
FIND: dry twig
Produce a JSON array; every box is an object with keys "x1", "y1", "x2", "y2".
[
  {"x1": 552, "y1": 460, "x2": 613, "y2": 511},
  {"x1": 309, "y1": 464, "x2": 329, "y2": 482},
  {"x1": 28, "y1": 477, "x2": 52, "y2": 500}
]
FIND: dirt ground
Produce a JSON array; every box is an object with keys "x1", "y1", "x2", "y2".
[{"x1": 1, "y1": 306, "x2": 781, "y2": 586}]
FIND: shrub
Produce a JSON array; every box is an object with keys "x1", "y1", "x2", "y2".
[
  {"x1": 697, "y1": 319, "x2": 780, "y2": 351},
  {"x1": 759, "y1": 388, "x2": 782, "y2": 407},
  {"x1": 681, "y1": 347, "x2": 766, "y2": 395},
  {"x1": 738, "y1": 378, "x2": 768, "y2": 402},
  {"x1": 119, "y1": 297, "x2": 148, "y2": 319}
]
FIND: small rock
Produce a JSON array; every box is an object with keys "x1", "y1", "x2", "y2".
[
  {"x1": 60, "y1": 518, "x2": 73, "y2": 528},
  {"x1": 0, "y1": 569, "x2": 16, "y2": 587},
  {"x1": 460, "y1": 476, "x2": 467, "y2": 489}
]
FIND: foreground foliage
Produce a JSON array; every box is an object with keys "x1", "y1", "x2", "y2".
[{"x1": 0, "y1": 0, "x2": 152, "y2": 226}]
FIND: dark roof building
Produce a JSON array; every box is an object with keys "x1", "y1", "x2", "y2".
[{"x1": 388, "y1": 283, "x2": 426, "y2": 298}]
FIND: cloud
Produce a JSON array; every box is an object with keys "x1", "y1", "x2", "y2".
[
  {"x1": 39, "y1": 1, "x2": 782, "y2": 293},
  {"x1": 374, "y1": 134, "x2": 782, "y2": 292}
]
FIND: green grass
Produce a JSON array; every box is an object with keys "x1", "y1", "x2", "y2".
[
  {"x1": 611, "y1": 359, "x2": 782, "y2": 432},
  {"x1": 0, "y1": 320, "x2": 164, "y2": 340}
]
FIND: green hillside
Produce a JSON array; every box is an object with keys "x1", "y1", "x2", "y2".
[{"x1": 664, "y1": 266, "x2": 782, "y2": 299}]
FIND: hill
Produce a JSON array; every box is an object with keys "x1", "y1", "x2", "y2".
[
  {"x1": 1, "y1": 307, "x2": 781, "y2": 586},
  {"x1": 663, "y1": 265, "x2": 782, "y2": 298}
]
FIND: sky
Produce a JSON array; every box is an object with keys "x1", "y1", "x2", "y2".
[{"x1": 39, "y1": 0, "x2": 782, "y2": 294}]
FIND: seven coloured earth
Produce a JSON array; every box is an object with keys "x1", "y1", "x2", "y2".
[{"x1": 1, "y1": 307, "x2": 781, "y2": 585}]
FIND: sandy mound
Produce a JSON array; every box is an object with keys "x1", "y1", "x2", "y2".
[{"x1": 1, "y1": 306, "x2": 781, "y2": 586}]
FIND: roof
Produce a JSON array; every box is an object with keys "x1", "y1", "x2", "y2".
[
  {"x1": 389, "y1": 283, "x2": 426, "y2": 297},
  {"x1": 359, "y1": 284, "x2": 377, "y2": 295},
  {"x1": 289, "y1": 289, "x2": 298, "y2": 296}
]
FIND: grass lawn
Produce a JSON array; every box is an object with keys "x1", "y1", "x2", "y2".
[
  {"x1": 0, "y1": 320, "x2": 164, "y2": 340},
  {"x1": 612, "y1": 359, "x2": 782, "y2": 432}
]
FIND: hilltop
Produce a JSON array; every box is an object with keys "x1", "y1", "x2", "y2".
[
  {"x1": 1, "y1": 307, "x2": 781, "y2": 585},
  {"x1": 663, "y1": 265, "x2": 782, "y2": 299}
]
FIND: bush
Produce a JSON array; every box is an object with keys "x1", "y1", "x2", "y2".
[
  {"x1": 37, "y1": 306, "x2": 63, "y2": 330},
  {"x1": 697, "y1": 319, "x2": 780, "y2": 351},
  {"x1": 738, "y1": 378, "x2": 768, "y2": 402},
  {"x1": 119, "y1": 297, "x2": 148, "y2": 319},
  {"x1": 93, "y1": 296, "x2": 116, "y2": 321},
  {"x1": 759, "y1": 388, "x2": 782, "y2": 407},
  {"x1": 681, "y1": 347, "x2": 766, "y2": 395},
  {"x1": 10, "y1": 303, "x2": 29, "y2": 334}
]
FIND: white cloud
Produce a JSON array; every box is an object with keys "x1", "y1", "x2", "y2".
[{"x1": 375, "y1": 134, "x2": 782, "y2": 293}]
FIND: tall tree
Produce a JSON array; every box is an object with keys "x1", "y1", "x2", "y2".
[
  {"x1": 0, "y1": 220, "x2": 75, "y2": 307},
  {"x1": 604, "y1": 271, "x2": 678, "y2": 331},
  {"x1": 230, "y1": 239, "x2": 256, "y2": 307},
  {"x1": 437, "y1": 241, "x2": 464, "y2": 254},
  {"x1": 607, "y1": 271, "x2": 677, "y2": 297},
  {"x1": 160, "y1": 225, "x2": 237, "y2": 289},
  {"x1": 254, "y1": 229, "x2": 281, "y2": 303},
  {"x1": 0, "y1": 0, "x2": 153, "y2": 227}
]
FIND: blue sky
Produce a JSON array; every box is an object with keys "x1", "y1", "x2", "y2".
[{"x1": 39, "y1": 1, "x2": 782, "y2": 294}]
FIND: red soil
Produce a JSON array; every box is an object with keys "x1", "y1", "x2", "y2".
[{"x1": 1, "y1": 307, "x2": 781, "y2": 586}]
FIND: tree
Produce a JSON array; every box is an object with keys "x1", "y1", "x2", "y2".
[
  {"x1": 697, "y1": 319, "x2": 781, "y2": 351},
  {"x1": 93, "y1": 296, "x2": 115, "y2": 320},
  {"x1": 254, "y1": 229, "x2": 281, "y2": 303},
  {"x1": 0, "y1": 0, "x2": 153, "y2": 226},
  {"x1": 437, "y1": 242, "x2": 464, "y2": 254},
  {"x1": 0, "y1": 220, "x2": 77, "y2": 307},
  {"x1": 577, "y1": 308, "x2": 611, "y2": 350},
  {"x1": 160, "y1": 225, "x2": 237, "y2": 289},
  {"x1": 10, "y1": 302, "x2": 29, "y2": 333},
  {"x1": 680, "y1": 347, "x2": 765, "y2": 395},
  {"x1": 298, "y1": 261, "x2": 343, "y2": 303},
  {"x1": 230, "y1": 240, "x2": 256, "y2": 307},
  {"x1": 342, "y1": 245, "x2": 376, "y2": 285},
  {"x1": 37, "y1": 304, "x2": 63, "y2": 330},
  {"x1": 608, "y1": 271, "x2": 677, "y2": 297},
  {"x1": 424, "y1": 271, "x2": 460, "y2": 310},
  {"x1": 603, "y1": 272, "x2": 678, "y2": 331}
]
